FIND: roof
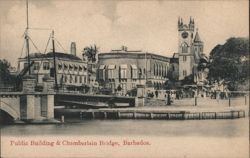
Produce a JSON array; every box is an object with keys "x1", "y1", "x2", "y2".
[
  {"x1": 194, "y1": 31, "x2": 202, "y2": 43},
  {"x1": 24, "y1": 52, "x2": 82, "y2": 61}
]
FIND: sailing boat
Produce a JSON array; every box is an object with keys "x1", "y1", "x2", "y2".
[{"x1": 17, "y1": 0, "x2": 59, "y2": 91}]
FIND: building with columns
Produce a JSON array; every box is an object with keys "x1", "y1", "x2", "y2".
[
  {"x1": 18, "y1": 43, "x2": 89, "y2": 90},
  {"x1": 97, "y1": 47, "x2": 170, "y2": 95}
]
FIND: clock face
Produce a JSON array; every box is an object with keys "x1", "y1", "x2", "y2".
[{"x1": 182, "y1": 32, "x2": 188, "y2": 39}]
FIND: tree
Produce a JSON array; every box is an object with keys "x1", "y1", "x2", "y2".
[
  {"x1": 82, "y1": 45, "x2": 99, "y2": 63},
  {"x1": 208, "y1": 37, "x2": 249, "y2": 90},
  {"x1": 0, "y1": 59, "x2": 16, "y2": 86}
]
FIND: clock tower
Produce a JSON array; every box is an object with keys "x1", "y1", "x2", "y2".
[{"x1": 178, "y1": 17, "x2": 196, "y2": 80}]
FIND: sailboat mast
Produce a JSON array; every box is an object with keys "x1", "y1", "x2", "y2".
[
  {"x1": 25, "y1": 0, "x2": 31, "y2": 75},
  {"x1": 52, "y1": 30, "x2": 58, "y2": 90}
]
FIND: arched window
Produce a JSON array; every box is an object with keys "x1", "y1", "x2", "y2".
[
  {"x1": 158, "y1": 65, "x2": 161, "y2": 76},
  {"x1": 70, "y1": 75, "x2": 73, "y2": 83},
  {"x1": 161, "y1": 65, "x2": 164, "y2": 76},
  {"x1": 181, "y1": 43, "x2": 188, "y2": 53},
  {"x1": 139, "y1": 68, "x2": 142, "y2": 78},
  {"x1": 163, "y1": 66, "x2": 166, "y2": 77},
  {"x1": 166, "y1": 65, "x2": 168, "y2": 77},
  {"x1": 156, "y1": 64, "x2": 159, "y2": 76},
  {"x1": 154, "y1": 64, "x2": 156, "y2": 76}
]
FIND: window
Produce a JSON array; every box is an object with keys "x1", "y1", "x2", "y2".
[
  {"x1": 58, "y1": 63, "x2": 62, "y2": 70},
  {"x1": 139, "y1": 68, "x2": 142, "y2": 77},
  {"x1": 79, "y1": 76, "x2": 82, "y2": 83},
  {"x1": 83, "y1": 66, "x2": 87, "y2": 71},
  {"x1": 108, "y1": 65, "x2": 116, "y2": 79},
  {"x1": 75, "y1": 76, "x2": 78, "y2": 83},
  {"x1": 132, "y1": 83, "x2": 136, "y2": 88},
  {"x1": 156, "y1": 64, "x2": 159, "y2": 76},
  {"x1": 84, "y1": 76, "x2": 86, "y2": 83},
  {"x1": 120, "y1": 65, "x2": 127, "y2": 79},
  {"x1": 33, "y1": 62, "x2": 39, "y2": 70},
  {"x1": 65, "y1": 75, "x2": 68, "y2": 83},
  {"x1": 154, "y1": 64, "x2": 156, "y2": 76},
  {"x1": 108, "y1": 69, "x2": 114, "y2": 79},
  {"x1": 69, "y1": 64, "x2": 73, "y2": 71},
  {"x1": 70, "y1": 75, "x2": 73, "y2": 83},
  {"x1": 183, "y1": 70, "x2": 187, "y2": 77},
  {"x1": 64, "y1": 64, "x2": 68, "y2": 71},
  {"x1": 181, "y1": 43, "x2": 188, "y2": 53},
  {"x1": 79, "y1": 65, "x2": 83, "y2": 72},
  {"x1": 131, "y1": 64, "x2": 138, "y2": 79},
  {"x1": 183, "y1": 56, "x2": 187, "y2": 61},
  {"x1": 163, "y1": 66, "x2": 166, "y2": 77},
  {"x1": 74, "y1": 65, "x2": 78, "y2": 71},
  {"x1": 24, "y1": 63, "x2": 28, "y2": 68},
  {"x1": 165, "y1": 66, "x2": 168, "y2": 76},
  {"x1": 158, "y1": 65, "x2": 161, "y2": 76},
  {"x1": 99, "y1": 65, "x2": 106, "y2": 80},
  {"x1": 43, "y1": 62, "x2": 50, "y2": 70}
]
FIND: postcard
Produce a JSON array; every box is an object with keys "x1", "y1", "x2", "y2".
[{"x1": 0, "y1": 0, "x2": 249, "y2": 158}]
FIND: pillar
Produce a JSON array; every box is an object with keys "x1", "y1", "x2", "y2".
[
  {"x1": 136, "y1": 84, "x2": 145, "y2": 107},
  {"x1": 22, "y1": 76, "x2": 36, "y2": 120},
  {"x1": 26, "y1": 95, "x2": 35, "y2": 119},
  {"x1": 43, "y1": 76, "x2": 55, "y2": 93},
  {"x1": 42, "y1": 76, "x2": 55, "y2": 119}
]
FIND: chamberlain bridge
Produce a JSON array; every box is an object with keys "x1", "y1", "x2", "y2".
[{"x1": 0, "y1": 77, "x2": 142, "y2": 123}]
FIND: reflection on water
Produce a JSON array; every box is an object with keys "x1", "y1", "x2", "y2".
[{"x1": 1, "y1": 118, "x2": 248, "y2": 137}]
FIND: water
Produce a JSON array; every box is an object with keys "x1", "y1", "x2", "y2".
[
  {"x1": 1, "y1": 118, "x2": 248, "y2": 137},
  {"x1": 1, "y1": 118, "x2": 249, "y2": 158}
]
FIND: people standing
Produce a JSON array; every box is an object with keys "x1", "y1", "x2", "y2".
[
  {"x1": 167, "y1": 92, "x2": 171, "y2": 105},
  {"x1": 155, "y1": 90, "x2": 158, "y2": 99}
]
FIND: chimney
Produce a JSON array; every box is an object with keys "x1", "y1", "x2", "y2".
[{"x1": 70, "y1": 42, "x2": 76, "y2": 56}]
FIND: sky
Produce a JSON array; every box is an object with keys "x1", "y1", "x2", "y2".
[{"x1": 0, "y1": 0, "x2": 249, "y2": 67}]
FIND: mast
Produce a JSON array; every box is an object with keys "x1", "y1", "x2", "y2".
[
  {"x1": 52, "y1": 30, "x2": 58, "y2": 90},
  {"x1": 25, "y1": 0, "x2": 31, "y2": 75}
]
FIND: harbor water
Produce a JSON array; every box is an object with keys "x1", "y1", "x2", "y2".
[
  {"x1": 1, "y1": 118, "x2": 249, "y2": 158},
  {"x1": 1, "y1": 118, "x2": 249, "y2": 137}
]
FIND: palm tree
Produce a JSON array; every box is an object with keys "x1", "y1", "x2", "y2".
[{"x1": 82, "y1": 45, "x2": 99, "y2": 63}]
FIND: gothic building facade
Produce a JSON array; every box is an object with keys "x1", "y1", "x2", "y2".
[{"x1": 177, "y1": 17, "x2": 208, "y2": 82}]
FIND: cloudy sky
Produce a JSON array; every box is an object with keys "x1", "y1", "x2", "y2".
[{"x1": 0, "y1": 0, "x2": 249, "y2": 67}]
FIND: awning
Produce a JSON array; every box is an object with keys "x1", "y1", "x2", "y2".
[
  {"x1": 120, "y1": 64, "x2": 127, "y2": 69},
  {"x1": 131, "y1": 64, "x2": 137, "y2": 69},
  {"x1": 99, "y1": 65, "x2": 106, "y2": 69},
  {"x1": 108, "y1": 65, "x2": 116, "y2": 69}
]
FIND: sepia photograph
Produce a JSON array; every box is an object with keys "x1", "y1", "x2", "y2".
[{"x1": 0, "y1": 0, "x2": 249, "y2": 157}]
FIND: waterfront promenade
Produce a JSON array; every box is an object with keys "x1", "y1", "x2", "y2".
[{"x1": 56, "y1": 97, "x2": 249, "y2": 120}]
